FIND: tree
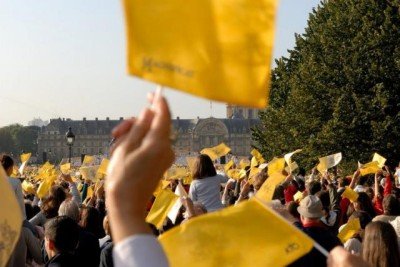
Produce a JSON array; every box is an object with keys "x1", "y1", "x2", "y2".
[
  {"x1": 0, "y1": 124, "x2": 40, "y2": 157},
  {"x1": 253, "y1": 0, "x2": 400, "y2": 173}
]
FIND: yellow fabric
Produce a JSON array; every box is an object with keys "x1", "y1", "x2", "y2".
[
  {"x1": 337, "y1": 218, "x2": 361, "y2": 244},
  {"x1": 182, "y1": 174, "x2": 193, "y2": 185},
  {"x1": 10, "y1": 166, "x2": 19, "y2": 178},
  {"x1": 86, "y1": 186, "x2": 94, "y2": 200},
  {"x1": 185, "y1": 157, "x2": 197, "y2": 173},
  {"x1": 255, "y1": 172, "x2": 286, "y2": 201},
  {"x1": 97, "y1": 159, "x2": 110, "y2": 175},
  {"x1": 224, "y1": 160, "x2": 234, "y2": 173},
  {"x1": 317, "y1": 153, "x2": 342, "y2": 173},
  {"x1": 20, "y1": 153, "x2": 31, "y2": 164},
  {"x1": 122, "y1": 0, "x2": 278, "y2": 108},
  {"x1": 200, "y1": 143, "x2": 231, "y2": 161},
  {"x1": 162, "y1": 180, "x2": 171, "y2": 189},
  {"x1": 359, "y1": 161, "x2": 380, "y2": 176},
  {"x1": 146, "y1": 189, "x2": 179, "y2": 229},
  {"x1": 239, "y1": 159, "x2": 250, "y2": 169},
  {"x1": 227, "y1": 169, "x2": 246, "y2": 180},
  {"x1": 293, "y1": 191, "x2": 304, "y2": 202},
  {"x1": 38, "y1": 162, "x2": 54, "y2": 174},
  {"x1": 37, "y1": 175, "x2": 57, "y2": 199},
  {"x1": 159, "y1": 198, "x2": 313, "y2": 267},
  {"x1": 83, "y1": 155, "x2": 95, "y2": 165},
  {"x1": 372, "y1": 153, "x2": 386, "y2": 168},
  {"x1": 267, "y1": 158, "x2": 285, "y2": 176},
  {"x1": 60, "y1": 163, "x2": 71, "y2": 175},
  {"x1": 21, "y1": 180, "x2": 36, "y2": 195},
  {"x1": 285, "y1": 161, "x2": 299, "y2": 174},
  {"x1": 341, "y1": 187, "x2": 359, "y2": 203},
  {"x1": 164, "y1": 167, "x2": 189, "y2": 180},
  {"x1": 0, "y1": 166, "x2": 23, "y2": 266},
  {"x1": 250, "y1": 156, "x2": 259, "y2": 168},
  {"x1": 284, "y1": 149, "x2": 302, "y2": 165},
  {"x1": 251, "y1": 149, "x2": 266, "y2": 165},
  {"x1": 79, "y1": 166, "x2": 99, "y2": 181},
  {"x1": 248, "y1": 167, "x2": 261, "y2": 184}
]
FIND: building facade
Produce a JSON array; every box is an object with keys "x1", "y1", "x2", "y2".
[{"x1": 37, "y1": 106, "x2": 260, "y2": 163}]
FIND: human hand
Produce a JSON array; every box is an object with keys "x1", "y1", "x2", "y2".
[
  {"x1": 106, "y1": 91, "x2": 175, "y2": 243},
  {"x1": 327, "y1": 246, "x2": 370, "y2": 267}
]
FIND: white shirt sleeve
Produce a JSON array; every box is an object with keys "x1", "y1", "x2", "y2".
[{"x1": 113, "y1": 234, "x2": 169, "y2": 267}]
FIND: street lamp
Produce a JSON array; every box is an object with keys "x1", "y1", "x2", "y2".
[{"x1": 66, "y1": 127, "x2": 75, "y2": 163}]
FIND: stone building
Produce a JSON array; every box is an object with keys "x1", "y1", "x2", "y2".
[{"x1": 37, "y1": 106, "x2": 260, "y2": 163}]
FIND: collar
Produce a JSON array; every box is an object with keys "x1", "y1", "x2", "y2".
[{"x1": 302, "y1": 220, "x2": 325, "y2": 228}]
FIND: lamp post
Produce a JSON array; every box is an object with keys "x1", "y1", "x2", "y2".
[{"x1": 66, "y1": 127, "x2": 75, "y2": 163}]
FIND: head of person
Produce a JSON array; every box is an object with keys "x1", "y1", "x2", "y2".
[
  {"x1": 252, "y1": 171, "x2": 267, "y2": 191},
  {"x1": 44, "y1": 216, "x2": 79, "y2": 259},
  {"x1": 287, "y1": 201, "x2": 300, "y2": 220},
  {"x1": 0, "y1": 154, "x2": 14, "y2": 176},
  {"x1": 297, "y1": 168, "x2": 306, "y2": 177},
  {"x1": 79, "y1": 206, "x2": 102, "y2": 238},
  {"x1": 307, "y1": 181, "x2": 322, "y2": 195},
  {"x1": 362, "y1": 221, "x2": 400, "y2": 267},
  {"x1": 192, "y1": 154, "x2": 216, "y2": 179},
  {"x1": 354, "y1": 192, "x2": 376, "y2": 218},
  {"x1": 316, "y1": 190, "x2": 330, "y2": 216},
  {"x1": 42, "y1": 185, "x2": 67, "y2": 219},
  {"x1": 103, "y1": 215, "x2": 111, "y2": 237},
  {"x1": 349, "y1": 210, "x2": 372, "y2": 229},
  {"x1": 297, "y1": 195, "x2": 324, "y2": 224},
  {"x1": 58, "y1": 199, "x2": 80, "y2": 223},
  {"x1": 382, "y1": 194, "x2": 400, "y2": 216}
]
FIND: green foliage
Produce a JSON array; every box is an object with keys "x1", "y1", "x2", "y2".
[
  {"x1": 253, "y1": 0, "x2": 400, "y2": 174},
  {"x1": 0, "y1": 124, "x2": 39, "y2": 158}
]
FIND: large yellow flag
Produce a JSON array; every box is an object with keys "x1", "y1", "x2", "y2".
[
  {"x1": 97, "y1": 158, "x2": 109, "y2": 175},
  {"x1": 19, "y1": 152, "x2": 32, "y2": 175},
  {"x1": 37, "y1": 174, "x2": 57, "y2": 199},
  {"x1": 224, "y1": 159, "x2": 234, "y2": 173},
  {"x1": 146, "y1": 189, "x2": 179, "y2": 229},
  {"x1": 60, "y1": 163, "x2": 71, "y2": 175},
  {"x1": 338, "y1": 218, "x2": 361, "y2": 243},
  {"x1": 359, "y1": 161, "x2": 380, "y2": 176},
  {"x1": 341, "y1": 187, "x2": 359, "y2": 203},
  {"x1": 372, "y1": 153, "x2": 386, "y2": 168},
  {"x1": 164, "y1": 166, "x2": 189, "y2": 180},
  {"x1": 79, "y1": 166, "x2": 99, "y2": 181},
  {"x1": 267, "y1": 157, "x2": 286, "y2": 176},
  {"x1": 82, "y1": 155, "x2": 95, "y2": 165},
  {"x1": 122, "y1": 0, "x2": 278, "y2": 108},
  {"x1": 201, "y1": 143, "x2": 231, "y2": 161},
  {"x1": 256, "y1": 172, "x2": 286, "y2": 201},
  {"x1": 251, "y1": 149, "x2": 266, "y2": 165},
  {"x1": 317, "y1": 152, "x2": 342, "y2": 173},
  {"x1": 159, "y1": 198, "x2": 313, "y2": 267},
  {"x1": 21, "y1": 180, "x2": 36, "y2": 195},
  {"x1": 0, "y1": 167, "x2": 22, "y2": 267}
]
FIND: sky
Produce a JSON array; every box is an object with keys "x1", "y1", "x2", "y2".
[{"x1": 0, "y1": 0, "x2": 321, "y2": 127}]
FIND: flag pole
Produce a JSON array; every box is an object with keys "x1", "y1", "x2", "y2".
[{"x1": 313, "y1": 242, "x2": 329, "y2": 258}]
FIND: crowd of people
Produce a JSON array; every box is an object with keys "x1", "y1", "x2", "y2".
[{"x1": 4, "y1": 93, "x2": 400, "y2": 267}]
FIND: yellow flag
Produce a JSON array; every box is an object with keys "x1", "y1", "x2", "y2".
[
  {"x1": 317, "y1": 152, "x2": 342, "y2": 173},
  {"x1": 239, "y1": 159, "x2": 250, "y2": 169},
  {"x1": 86, "y1": 186, "x2": 94, "y2": 200},
  {"x1": 293, "y1": 191, "x2": 304, "y2": 202},
  {"x1": 79, "y1": 166, "x2": 99, "y2": 181},
  {"x1": 251, "y1": 149, "x2": 266, "y2": 165},
  {"x1": 10, "y1": 166, "x2": 19, "y2": 178},
  {"x1": 122, "y1": 0, "x2": 278, "y2": 108},
  {"x1": 97, "y1": 158, "x2": 110, "y2": 175},
  {"x1": 37, "y1": 175, "x2": 57, "y2": 199},
  {"x1": 0, "y1": 166, "x2": 23, "y2": 266},
  {"x1": 165, "y1": 166, "x2": 189, "y2": 180},
  {"x1": 285, "y1": 161, "x2": 299, "y2": 174},
  {"x1": 20, "y1": 153, "x2": 31, "y2": 164},
  {"x1": 159, "y1": 198, "x2": 313, "y2": 267},
  {"x1": 224, "y1": 159, "x2": 234, "y2": 173},
  {"x1": 38, "y1": 162, "x2": 54, "y2": 174},
  {"x1": 146, "y1": 189, "x2": 179, "y2": 229},
  {"x1": 284, "y1": 149, "x2": 302, "y2": 165},
  {"x1": 372, "y1": 153, "x2": 386, "y2": 168},
  {"x1": 268, "y1": 157, "x2": 286, "y2": 176},
  {"x1": 337, "y1": 218, "x2": 361, "y2": 243},
  {"x1": 201, "y1": 143, "x2": 231, "y2": 161},
  {"x1": 256, "y1": 172, "x2": 286, "y2": 201},
  {"x1": 60, "y1": 163, "x2": 71, "y2": 175},
  {"x1": 21, "y1": 180, "x2": 36, "y2": 195},
  {"x1": 83, "y1": 155, "x2": 95, "y2": 165},
  {"x1": 359, "y1": 161, "x2": 380, "y2": 176},
  {"x1": 227, "y1": 169, "x2": 247, "y2": 180},
  {"x1": 341, "y1": 186, "x2": 359, "y2": 203},
  {"x1": 186, "y1": 157, "x2": 197, "y2": 173}
]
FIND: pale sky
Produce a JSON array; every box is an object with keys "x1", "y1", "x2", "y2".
[{"x1": 0, "y1": 0, "x2": 321, "y2": 127}]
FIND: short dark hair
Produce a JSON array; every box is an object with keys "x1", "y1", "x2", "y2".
[
  {"x1": 0, "y1": 154, "x2": 14, "y2": 171},
  {"x1": 383, "y1": 195, "x2": 400, "y2": 216},
  {"x1": 192, "y1": 154, "x2": 216, "y2": 179},
  {"x1": 45, "y1": 216, "x2": 79, "y2": 253},
  {"x1": 308, "y1": 181, "x2": 322, "y2": 195}
]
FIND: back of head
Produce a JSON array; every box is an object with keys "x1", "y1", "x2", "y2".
[
  {"x1": 355, "y1": 192, "x2": 376, "y2": 218},
  {"x1": 193, "y1": 154, "x2": 216, "y2": 179},
  {"x1": 362, "y1": 221, "x2": 400, "y2": 267},
  {"x1": 297, "y1": 195, "x2": 323, "y2": 220},
  {"x1": 383, "y1": 194, "x2": 400, "y2": 216},
  {"x1": 58, "y1": 199, "x2": 80, "y2": 222},
  {"x1": 253, "y1": 171, "x2": 267, "y2": 191},
  {"x1": 45, "y1": 216, "x2": 79, "y2": 254},
  {"x1": 80, "y1": 206, "x2": 102, "y2": 238},
  {"x1": 42, "y1": 185, "x2": 67, "y2": 219},
  {"x1": 308, "y1": 181, "x2": 322, "y2": 195},
  {"x1": 0, "y1": 154, "x2": 14, "y2": 175}
]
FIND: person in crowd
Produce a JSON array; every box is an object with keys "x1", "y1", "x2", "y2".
[
  {"x1": 30, "y1": 185, "x2": 67, "y2": 226},
  {"x1": 188, "y1": 154, "x2": 228, "y2": 212},
  {"x1": 362, "y1": 221, "x2": 400, "y2": 267},
  {"x1": 57, "y1": 199, "x2": 100, "y2": 267},
  {"x1": 373, "y1": 194, "x2": 400, "y2": 223},
  {"x1": 79, "y1": 206, "x2": 104, "y2": 239},
  {"x1": 1, "y1": 154, "x2": 26, "y2": 219}
]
